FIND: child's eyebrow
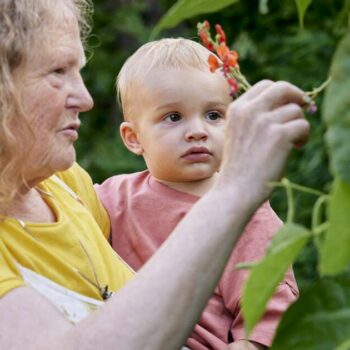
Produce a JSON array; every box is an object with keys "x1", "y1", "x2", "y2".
[
  {"x1": 155, "y1": 100, "x2": 229, "y2": 109},
  {"x1": 154, "y1": 102, "x2": 180, "y2": 112},
  {"x1": 205, "y1": 101, "x2": 230, "y2": 108}
]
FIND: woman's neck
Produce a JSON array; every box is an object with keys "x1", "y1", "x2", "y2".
[{"x1": 3, "y1": 186, "x2": 56, "y2": 223}]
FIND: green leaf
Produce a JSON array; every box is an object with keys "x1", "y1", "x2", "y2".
[
  {"x1": 242, "y1": 223, "x2": 311, "y2": 335},
  {"x1": 150, "y1": 0, "x2": 239, "y2": 39},
  {"x1": 326, "y1": 126, "x2": 350, "y2": 184},
  {"x1": 294, "y1": 0, "x2": 313, "y2": 28},
  {"x1": 336, "y1": 339, "x2": 350, "y2": 350},
  {"x1": 272, "y1": 275, "x2": 350, "y2": 349},
  {"x1": 335, "y1": 0, "x2": 350, "y2": 33},
  {"x1": 322, "y1": 32, "x2": 350, "y2": 184},
  {"x1": 259, "y1": 0, "x2": 269, "y2": 15},
  {"x1": 319, "y1": 178, "x2": 350, "y2": 275}
]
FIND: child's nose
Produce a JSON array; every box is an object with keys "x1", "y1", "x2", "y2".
[{"x1": 185, "y1": 119, "x2": 208, "y2": 141}]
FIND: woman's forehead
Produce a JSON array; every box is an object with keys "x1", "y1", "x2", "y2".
[
  {"x1": 20, "y1": 15, "x2": 84, "y2": 74},
  {"x1": 17, "y1": 8, "x2": 73, "y2": 59}
]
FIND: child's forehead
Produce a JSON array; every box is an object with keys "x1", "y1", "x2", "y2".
[
  {"x1": 142, "y1": 65, "x2": 211, "y2": 82},
  {"x1": 142, "y1": 66, "x2": 227, "y2": 88},
  {"x1": 136, "y1": 67, "x2": 231, "y2": 106}
]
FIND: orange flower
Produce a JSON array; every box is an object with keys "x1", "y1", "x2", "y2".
[
  {"x1": 203, "y1": 20, "x2": 210, "y2": 30},
  {"x1": 199, "y1": 31, "x2": 214, "y2": 52},
  {"x1": 208, "y1": 54, "x2": 220, "y2": 73},
  {"x1": 215, "y1": 44, "x2": 239, "y2": 74},
  {"x1": 197, "y1": 21, "x2": 250, "y2": 95},
  {"x1": 226, "y1": 50, "x2": 239, "y2": 67},
  {"x1": 215, "y1": 24, "x2": 226, "y2": 44},
  {"x1": 216, "y1": 42, "x2": 230, "y2": 61},
  {"x1": 227, "y1": 77, "x2": 239, "y2": 95}
]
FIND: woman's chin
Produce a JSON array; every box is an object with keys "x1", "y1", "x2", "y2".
[
  {"x1": 55, "y1": 152, "x2": 77, "y2": 172},
  {"x1": 38, "y1": 150, "x2": 77, "y2": 177}
]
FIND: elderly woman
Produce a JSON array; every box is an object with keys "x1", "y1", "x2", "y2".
[{"x1": 0, "y1": 0, "x2": 309, "y2": 349}]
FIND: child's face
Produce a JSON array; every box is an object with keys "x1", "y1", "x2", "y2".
[{"x1": 123, "y1": 67, "x2": 232, "y2": 183}]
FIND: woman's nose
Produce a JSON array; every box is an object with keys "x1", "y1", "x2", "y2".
[{"x1": 66, "y1": 74, "x2": 94, "y2": 112}]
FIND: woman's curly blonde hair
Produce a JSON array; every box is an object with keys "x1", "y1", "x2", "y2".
[{"x1": 0, "y1": 0, "x2": 93, "y2": 211}]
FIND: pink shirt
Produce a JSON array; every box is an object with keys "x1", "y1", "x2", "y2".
[{"x1": 96, "y1": 171, "x2": 298, "y2": 349}]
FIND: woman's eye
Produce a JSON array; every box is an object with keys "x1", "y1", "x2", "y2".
[
  {"x1": 206, "y1": 111, "x2": 223, "y2": 121},
  {"x1": 165, "y1": 113, "x2": 182, "y2": 122},
  {"x1": 52, "y1": 67, "x2": 67, "y2": 75}
]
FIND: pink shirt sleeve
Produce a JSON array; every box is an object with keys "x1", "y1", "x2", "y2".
[{"x1": 219, "y1": 202, "x2": 299, "y2": 346}]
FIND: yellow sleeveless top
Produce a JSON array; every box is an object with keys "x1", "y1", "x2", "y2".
[{"x1": 0, "y1": 163, "x2": 134, "y2": 305}]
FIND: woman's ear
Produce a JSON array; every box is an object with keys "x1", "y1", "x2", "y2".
[{"x1": 120, "y1": 121, "x2": 143, "y2": 155}]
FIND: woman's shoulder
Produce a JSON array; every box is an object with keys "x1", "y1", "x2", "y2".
[{"x1": 46, "y1": 162, "x2": 96, "y2": 209}]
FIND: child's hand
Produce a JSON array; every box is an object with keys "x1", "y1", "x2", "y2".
[{"x1": 216, "y1": 80, "x2": 310, "y2": 207}]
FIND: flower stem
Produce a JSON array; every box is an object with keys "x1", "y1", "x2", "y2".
[{"x1": 305, "y1": 76, "x2": 332, "y2": 100}]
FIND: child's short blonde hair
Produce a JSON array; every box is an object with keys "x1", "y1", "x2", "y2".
[{"x1": 117, "y1": 38, "x2": 213, "y2": 120}]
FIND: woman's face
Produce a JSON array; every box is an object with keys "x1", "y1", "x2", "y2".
[{"x1": 15, "y1": 12, "x2": 93, "y2": 185}]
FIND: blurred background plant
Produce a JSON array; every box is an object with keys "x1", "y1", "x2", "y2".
[{"x1": 80, "y1": 0, "x2": 346, "y2": 290}]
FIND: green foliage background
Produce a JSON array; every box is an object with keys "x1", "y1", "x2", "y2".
[{"x1": 79, "y1": 0, "x2": 344, "y2": 288}]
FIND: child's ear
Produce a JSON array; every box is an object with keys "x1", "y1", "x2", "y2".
[{"x1": 120, "y1": 121, "x2": 144, "y2": 155}]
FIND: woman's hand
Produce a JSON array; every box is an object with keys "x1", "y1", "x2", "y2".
[
  {"x1": 217, "y1": 80, "x2": 310, "y2": 207},
  {"x1": 226, "y1": 340, "x2": 267, "y2": 350}
]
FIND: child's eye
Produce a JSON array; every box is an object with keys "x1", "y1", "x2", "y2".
[
  {"x1": 164, "y1": 112, "x2": 182, "y2": 122},
  {"x1": 206, "y1": 111, "x2": 223, "y2": 121}
]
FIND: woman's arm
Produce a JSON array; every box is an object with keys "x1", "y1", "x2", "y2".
[
  {"x1": 0, "y1": 81, "x2": 309, "y2": 350},
  {"x1": 226, "y1": 340, "x2": 267, "y2": 350}
]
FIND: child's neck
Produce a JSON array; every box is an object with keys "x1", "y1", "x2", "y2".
[{"x1": 155, "y1": 173, "x2": 219, "y2": 197}]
